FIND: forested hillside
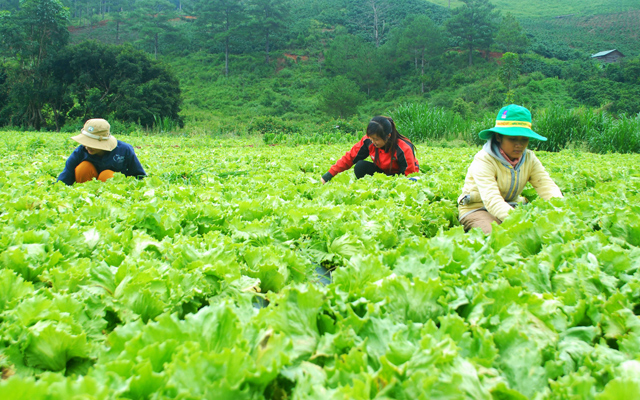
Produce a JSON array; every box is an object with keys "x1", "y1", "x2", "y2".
[{"x1": 1, "y1": 0, "x2": 639, "y2": 132}]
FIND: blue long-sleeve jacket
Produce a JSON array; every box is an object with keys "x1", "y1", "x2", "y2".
[{"x1": 57, "y1": 140, "x2": 146, "y2": 185}]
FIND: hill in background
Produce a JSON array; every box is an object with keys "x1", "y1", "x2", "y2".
[{"x1": 2, "y1": 0, "x2": 639, "y2": 132}]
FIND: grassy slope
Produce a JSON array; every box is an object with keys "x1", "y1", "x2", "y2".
[
  {"x1": 427, "y1": 0, "x2": 640, "y2": 18},
  {"x1": 522, "y1": 10, "x2": 640, "y2": 56}
]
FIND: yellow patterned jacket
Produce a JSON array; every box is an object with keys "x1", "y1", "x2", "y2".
[{"x1": 458, "y1": 138, "x2": 563, "y2": 222}]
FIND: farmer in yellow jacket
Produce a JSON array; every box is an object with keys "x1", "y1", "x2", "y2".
[{"x1": 458, "y1": 104, "x2": 563, "y2": 234}]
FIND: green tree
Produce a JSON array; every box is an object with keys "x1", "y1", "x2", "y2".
[
  {"x1": 494, "y1": 12, "x2": 529, "y2": 54},
  {"x1": 50, "y1": 41, "x2": 183, "y2": 127},
  {"x1": 446, "y1": 0, "x2": 498, "y2": 66},
  {"x1": 131, "y1": 0, "x2": 178, "y2": 60},
  {"x1": 108, "y1": 1, "x2": 129, "y2": 43},
  {"x1": 0, "y1": 0, "x2": 69, "y2": 129},
  {"x1": 354, "y1": 41, "x2": 383, "y2": 96},
  {"x1": 398, "y1": 15, "x2": 446, "y2": 94},
  {"x1": 452, "y1": 97, "x2": 472, "y2": 117},
  {"x1": 193, "y1": 0, "x2": 245, "y2": 76},
  {"x1": 0, "y1": 0, "x2": 69, "y2": 69},
  {"x1": 320, "y1": 76, "x2": 364, "y2": 118},
  {"x1": 325, "y1": 34, "x2": 383, "y2": 96},
  {"x1": 247, "y1": 0, "x2": 290, "y2": 64},
  {"x1": 343, "y1": 0, "x2": 444, "y2": 47},
  {"x1": 325, "y1": 34, "x2": 363, "y2": 76},
  {"x1": 499, "y1": 52, "x2": 520, "y2": 102},
  {"x1": 362, "y1": 0, "x2": 390, "y2": 48}
]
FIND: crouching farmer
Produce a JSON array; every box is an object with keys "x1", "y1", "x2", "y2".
[
  {"x1": 57, "y1": 118, "x2": 146, "y2": 185},
  {"x1": 458, "y1": 104, "x2": 563, "y2": 234}
]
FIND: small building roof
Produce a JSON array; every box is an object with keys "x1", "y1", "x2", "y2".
[{"x1": 591, "y1": 49, "x2": 624, "y2": 58}]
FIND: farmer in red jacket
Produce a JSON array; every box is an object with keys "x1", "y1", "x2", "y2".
[{"x1": 321, "y1": 116, "x2": 419, "y2": 183}]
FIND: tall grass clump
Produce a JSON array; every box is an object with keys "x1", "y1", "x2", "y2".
[
  {"x1": 587, "y1": 114, "x2": 640, "y2": 154},
  {"x1": 152, "y1": 115, "x2": 181, "y2": 134},
  {"x1": 465, "y1": 112, "x2": 495, "y2": 146},
  {"x1": 533, "y1": 107, "x2": 640, "y2": 154},
  {"x1": 532, "y1": 106, "x2": 606, "y2": 152},
  {"x1": 391, "y1": 103, "x2": 470, "y2": 143}
]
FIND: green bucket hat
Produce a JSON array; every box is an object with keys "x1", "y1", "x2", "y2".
[{"x1": 478, "y1": 104, "x2": 547, "y2": 141}]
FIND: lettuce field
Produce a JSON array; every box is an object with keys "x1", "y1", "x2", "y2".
[{"x1": 2, "y1": 132, "x2": 640, "y2": 399}]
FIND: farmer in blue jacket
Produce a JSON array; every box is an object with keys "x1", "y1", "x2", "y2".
[{"x1": 57, "y1": 118, "x2": 146, "y2": 185}]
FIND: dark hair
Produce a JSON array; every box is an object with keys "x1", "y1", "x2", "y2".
[{"x1": 366, "y1": 116, "x2": 411, "y2": 173}]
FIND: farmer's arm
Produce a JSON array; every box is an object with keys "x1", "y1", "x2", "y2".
[
  {"x1": 322, "y1": 136, "x2": 370, "y2": 183},
  {"x1": 56, "y1": 147, "x2": 83, "y2": 186},
  {"x1": 528, "y1": 152, "x2": 562, "y2": 200}
]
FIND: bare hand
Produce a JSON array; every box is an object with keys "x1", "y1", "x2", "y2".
[{"x1": 321, "y1": 177, "x2": 326, "y2": 185}]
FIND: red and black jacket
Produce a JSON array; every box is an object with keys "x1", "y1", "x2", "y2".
[{"x1": 322, "y1": 135, "x2": 419, "y2": 182}]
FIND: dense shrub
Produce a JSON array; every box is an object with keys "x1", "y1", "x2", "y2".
[
  {"x1": 318, "y1": 118, "x2": 363, "y2": 135},
  {"x1": 320, "y1": 76, "x2": 364, "y2": 118},
  {"x1": 247, "y1": 115, "x2": 301, "y2": 135},
  {"x1": 520, "y1": 54, "x2": 564, "y2": 78},
  {"x1": 50, "y1": 41, "x2": 183, "y2": 128},
  {"x1": 570, "y1": 78, "x2": 640, "y2": 115}
]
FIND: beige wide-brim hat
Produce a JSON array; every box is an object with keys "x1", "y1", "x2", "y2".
[{"x1": 71, "y1": 118, "x2": 118, "y2": 151}]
